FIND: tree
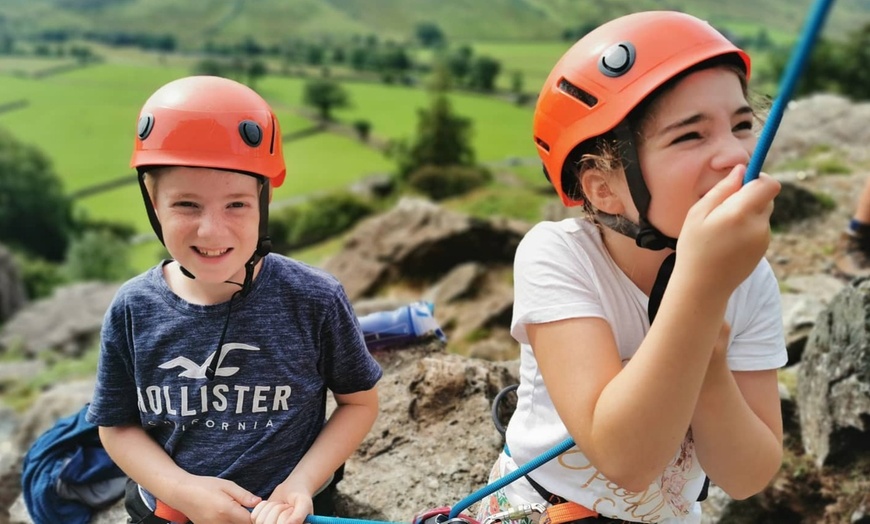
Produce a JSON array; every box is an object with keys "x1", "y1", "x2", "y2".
[
  {"x1": 397, "y1": 92, "x2": 475, "y2": 178},
  {"x1": 246, "y1": 59, "x2": 268, "y2": 89},
  {"x1": 839, "y1": 22, "x2": 870, "y2": 100},
  {"x1": 64, "y1": 229, "x2": 132, "y2": 282},
  {"x1": 467, "y1": 56, "x2": 501, "y2": 92},
  {"x1": 0, "y1": 128, "x2": 73, "y2": 261},
  {"x1": 302, "y1": 78, "x2": 350, "y2": 121},
  {"x1": 415, "y1": 22, "x2": 446, "y2": 48},
  {"x1": 447, "y1": 45, "x2": 473, "y2": 85}
]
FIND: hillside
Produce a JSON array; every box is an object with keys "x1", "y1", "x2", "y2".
[{"x1": 0, "y1": 0, "x2": 867, "y2": 48}]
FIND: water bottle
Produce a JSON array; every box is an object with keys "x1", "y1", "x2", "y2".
[{"x1": 357, "y1": 301, "x2": 447, "y2": 350}]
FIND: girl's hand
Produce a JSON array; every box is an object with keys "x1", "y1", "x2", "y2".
[{"x1": 677, "y1": 165, "x2": 780, "y2": 297}]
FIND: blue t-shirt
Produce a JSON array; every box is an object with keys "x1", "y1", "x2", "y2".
[{"x1": 86, "y1": 254, "x2": 382, "y2": 499}]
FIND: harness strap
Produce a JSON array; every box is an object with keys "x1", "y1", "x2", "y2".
[
  {"x1": 155, "y1": 500, "x2": 189, "y2": 523},
  {"x1": 540, "y1": 503, "x2": 599, "y2": 524},
  {"x1": 525, "y1": 474, "x2": 602, "y2": 523}
]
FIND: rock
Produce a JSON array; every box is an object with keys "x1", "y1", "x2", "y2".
[
  {"x1": 797, "y1": 277, "x2": 870, "y2": 467},
  {"x1": 0, "y1": 244, "x2": 27, "y2": 325},
  {"x1": 0, "y1": 282, "x2": 120, "y2": 359}
]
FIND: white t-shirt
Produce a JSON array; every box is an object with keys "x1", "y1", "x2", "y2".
[{"x1": 503, "y1": 218, "x2": 787, "y2": 523}]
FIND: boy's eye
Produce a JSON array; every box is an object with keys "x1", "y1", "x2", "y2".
[
  {"x1": 174, "y1": 201, "x2": 197, "y2": 208},
  {"x1": 228, "y1": 202, "x2": 247, "y2": 209},
  {"x1": 733, "y1": 121, "x2": 753, "y2": 132}
]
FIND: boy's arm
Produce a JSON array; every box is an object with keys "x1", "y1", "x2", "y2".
[
  {"x1": 99, "y1": 425, "x2": 261, "y2": 523},
  {"x1": 264, "y1": 386, "x2": 379, "y2": 508}
]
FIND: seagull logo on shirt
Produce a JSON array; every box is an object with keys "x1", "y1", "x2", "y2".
[{"x1": 159, "y1": 343, "x2": 260, "y2": 379}]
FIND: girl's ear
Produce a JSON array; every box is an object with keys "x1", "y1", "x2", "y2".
[{"x1": 580, "y1": 169, "x2": 626, "y2": 215}]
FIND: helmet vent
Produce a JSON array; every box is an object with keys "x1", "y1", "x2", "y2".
[
  {"x1": 239, "y1": 120, "x2": 263, "y2": 147},
  {"x1": 269, "y1": 116, "x2": 276, "y2": 154},
  {"x1": 599, "y1": 42, "x2": 636, "y2": 77},
  {"x1": 137, "y1": 114, "x2": 155, "y2": 140},
  {"x1": 534, "y1": 137, "x2": 550, "y2": 152},
  {"x1": 558, "y1": 79, "x2": 598, "y2": 108}
]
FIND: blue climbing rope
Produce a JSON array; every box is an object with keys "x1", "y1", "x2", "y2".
[
  {"x1": 308, "y1": 516, "x2": 407, "y2": 524},
  {"x1": 743, "y1": 0, "x2": 836, "y2": 184},
  {"x1": 448, "y1": 437, "x2": 576, "y2": 519}
]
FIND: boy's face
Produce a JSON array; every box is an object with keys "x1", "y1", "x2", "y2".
[{"x1": 150, "y1": 167, "x2": 261, "y2": 285}]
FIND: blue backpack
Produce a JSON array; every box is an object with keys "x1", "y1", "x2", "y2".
[{"x1": 21, "y1": 403, "x2": 127, "y2": 524}]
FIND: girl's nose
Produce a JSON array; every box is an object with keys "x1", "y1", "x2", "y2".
[{"x1": 712, "y1": 134, "x2": 753, "y2": 172}]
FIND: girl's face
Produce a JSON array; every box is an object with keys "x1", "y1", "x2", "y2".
[
  {"x1": 635, "y1": 67, "x2": 756, "y2": 238},
  {"x1": 151, "y1": 167, "x2": 261, "y2": 285}
]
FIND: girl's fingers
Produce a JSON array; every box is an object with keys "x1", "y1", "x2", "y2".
[{"x1": 692, "y1": 165, "x2": 746, "y2": 217}]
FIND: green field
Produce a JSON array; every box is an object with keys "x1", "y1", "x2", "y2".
[
  {"x1": 471, "y1": 41, "x2": 573, "y2": 93},
  {"x1": 0, "y1": 59, "x2": 538, "y2": 235}
]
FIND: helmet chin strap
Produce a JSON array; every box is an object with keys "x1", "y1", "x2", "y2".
[
  {"x1": 609, "y1": 122, "x2": 678, "y2": 251},
  {"x1": 205, "y1": 179, "x2": 271, "y2": 381}
]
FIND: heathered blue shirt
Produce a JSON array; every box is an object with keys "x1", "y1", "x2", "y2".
[{"x1": 86, "y1": 254, "x2": 382, "y2": 499}]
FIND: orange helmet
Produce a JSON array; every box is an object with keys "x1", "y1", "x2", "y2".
[
  {"x1": 533, "y1": 11, "x2": 750, "y2": 207},
  {"x1": 131, "y1": 75, "x2": 285, "y2": 187}
]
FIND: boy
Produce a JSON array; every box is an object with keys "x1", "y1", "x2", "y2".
[{"x1": 86, "y1": 76, "x2": 382, "y2": 524}]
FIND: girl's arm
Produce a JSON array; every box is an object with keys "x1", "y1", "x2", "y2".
[
  {"x1": 690, "y1": 359, "x2": 783, "y2": 499},
  {"x1": 531, "y1": 169, "x2": 781, "y2": 492}
]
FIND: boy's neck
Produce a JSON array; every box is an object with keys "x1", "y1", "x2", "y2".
[{"x1": 162, "y1": 260, "x2": 263, "y2": 305}]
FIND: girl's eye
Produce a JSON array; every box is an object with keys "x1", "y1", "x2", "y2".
[
  {"x1": 228, "y1": 202, "x2": 247, "y2": 209},
  {"x1": 671, "y1": 132, "x2": 701, "y2": 145},
  {"x1": 733, "y1": 121, "x2": 753, "y2": 132},
  {"x1": 174, "y1": 201, "x2": 197, "y2": 208}
]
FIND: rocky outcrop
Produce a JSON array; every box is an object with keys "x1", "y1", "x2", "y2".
[
  {"x1": 767, "y1": 94, "x2": 870, "y2": 165},
  {"x1": 324, "y1": 198, "x2": 528, "y2": 300},
  {"x1": 0, "y1": 282, "x2": 120, "y2": 358},
  {"x1": 797, "y1": 277, "x2": 870, "y2": 468},
  {"x1": 0, "y1": 244, "x2": 27, "y2": 325}
]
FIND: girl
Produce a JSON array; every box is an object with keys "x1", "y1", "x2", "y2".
[{"x1": 478, "y1": 11, "x2": 785, "y2": 524}]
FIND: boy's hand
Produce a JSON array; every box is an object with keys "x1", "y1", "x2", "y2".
[
  {"x1": 170, "y1": 476, "x2": 261, "y2": 524},
  {"x1": 251, "y1": 492, "x2": 313, "y2": 524}
]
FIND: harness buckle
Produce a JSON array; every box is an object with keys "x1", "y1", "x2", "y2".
[{"x1": 482, "y1": 503, "x2": 547, "y2": 524}]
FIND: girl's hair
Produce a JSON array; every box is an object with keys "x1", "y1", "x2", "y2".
[{"x1": 564, "y1": 54, "x2": 756, "y2": 218}]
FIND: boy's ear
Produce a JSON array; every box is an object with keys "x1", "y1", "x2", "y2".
[{"x1": 581, "y1": 169, "x2": 625, "y2": 215}]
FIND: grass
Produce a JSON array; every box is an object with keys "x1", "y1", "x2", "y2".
[
  {"x1": 442, "y1": 184, "x2": 551, "y2": 223},
  {"x1": 471, "y1": 41, "x2": 571, "y2": 93}
]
